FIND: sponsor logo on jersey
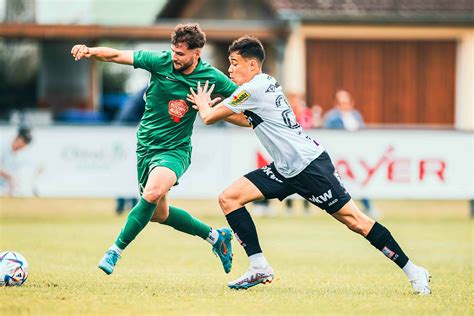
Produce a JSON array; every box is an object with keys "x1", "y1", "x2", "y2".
[
  {"x1": 265, "y1": 82, "x2": 280, "y2": 93},
  {"x1": 308, "y1": 189, "x2": 333, "y2": 204},
  {"x1": 168, "y1": 99, "x2": 189, "y2": 122},
  {"x1": 265, "y1": 84, "x2": 276, "y2": 93},
  {"x1": 229, "y1": 90, "x2": 251, "y2": 106}
]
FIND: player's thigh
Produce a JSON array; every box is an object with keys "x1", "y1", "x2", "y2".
[
  {"x1": 137, "y1": 147, "x2": 191, "y2": 195},
  {"x1": 290, "y1": 152, "x2": 351, "y2": 214},
  {"x1": 220, "y1": 176, "x2": 265, "y2": 205},
  {"x1": 219, "y1": 164, "x2": 294, "y2": 212},
  {"x1": 142, "y1": 166, "x2": 177, "y2": 203}
]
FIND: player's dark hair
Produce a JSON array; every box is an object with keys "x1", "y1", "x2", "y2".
[
  {"x1": 228, "y1": 36, "x2": 265, "y2": 64},
  {"x1": 18, "y1": 127, "x2": 32, "y2": 144},
  {"x1": 171, "y1": 23, "x2": 206, "y2": 49}
]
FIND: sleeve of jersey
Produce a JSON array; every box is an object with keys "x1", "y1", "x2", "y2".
[
  {"x1": 222, "y1": 85, "x2": 257, "y2": 114},
  {"x1": 133, "y1": 50, "x2": 168, "y2": 72}
]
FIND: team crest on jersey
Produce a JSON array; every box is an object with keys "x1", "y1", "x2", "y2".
[
  {"x1": 229, "y1": 90, "x2": 250, "y2": 106},
  {"x1": 168, "y1": 99, "x2": 189, "y2": 122}
]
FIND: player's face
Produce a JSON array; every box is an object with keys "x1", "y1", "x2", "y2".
[
  {"x1": 11, "y1": 137, "x2": 28, "y2": 152},
  {"x1": 171, "y1": 43, "x2": 200, "y2": 73},
  {"x1": 228, "y1": 52, "x2": 254, "y2": 86},
  {"x1": 336, "y1": 92, "x2": 355, "y2": 111}
]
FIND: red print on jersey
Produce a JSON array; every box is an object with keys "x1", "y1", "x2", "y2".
[{"x1": 168, "y1": 100, "x2": 189, "y2": 122}]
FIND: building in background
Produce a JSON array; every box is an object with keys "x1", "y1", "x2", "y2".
[{"x1": 0, "y1": 0, "x2": 473, "y2": 130}]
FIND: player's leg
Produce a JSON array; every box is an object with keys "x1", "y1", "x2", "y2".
[
  {"x1": 221, "y1": 165, "x2": 293, "y2": 289},
  {"x1": 150, "y1": 192, "x2": 234, "y2": 273},
  {"x1": 294, "y1": 151, "x2": 431, "y2": 295},
  {"x1": 332, "y1": 201, "x2": 431, "y2": 295},
  {"x1": 98, "y1": 166, "x2": 175, "y2": 275}
]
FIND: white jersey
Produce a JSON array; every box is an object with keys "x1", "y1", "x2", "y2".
[{"x1": 223, "y1": 73, "x2": 325, "y2": 177}]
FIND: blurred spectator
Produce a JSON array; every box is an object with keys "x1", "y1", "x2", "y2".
[
  {"x1": 310, "y1": 104, "x2": 323, "y2": 128},
  {"x1": 323, "y1": 89, "x2": 380, "y2": 220},
  {"x1": 114, "y1": 87, "x2": 147, "y2": 124},
  {"x1": 0, "y1": 127, "x2": 33, "y2": 196},
  {"x1": 323, "y1": 90, "x2": 364, "y2": 131}
]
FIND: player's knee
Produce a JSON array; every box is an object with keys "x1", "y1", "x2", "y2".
[
  {"x1": 218, "y1": 190, "x2": 237, "y2": 213},
  {"x1": 150, "y1": 212, "x2": 167, "y2": 223},
  {"x1": 142, "y1": 187, "x2": 166, "y2": 204}
]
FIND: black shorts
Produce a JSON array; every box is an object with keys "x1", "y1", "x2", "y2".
[{"x1": 244, "y1": 151, "x2": 351, "y2": 214}]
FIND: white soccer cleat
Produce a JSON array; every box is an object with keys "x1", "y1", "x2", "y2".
[
  {"x1": 228, "y1": 265, "x2": 274, "y2": 290},
  {"x1": 409, "y1": 267, "x2": 431, "y2": 295}
]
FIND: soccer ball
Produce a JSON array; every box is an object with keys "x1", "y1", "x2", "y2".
[{"x1": 0, "y1": 251, "x2": 29, "y2": 286}]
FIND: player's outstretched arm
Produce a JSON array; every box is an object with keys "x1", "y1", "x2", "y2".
[
  {"x1": 188, "y1": 81, "x2": 237, "y2": 125},
  {"x1": 71, "y1": 44, "x2": 133, "y2": 65}
]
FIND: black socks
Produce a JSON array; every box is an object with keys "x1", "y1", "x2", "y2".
[
  {"x1": 365, "y1": 222, "x2": 409, "y2": 268},
  {"x1": 225, "y1": 207, "x2": 262, "y2": 256}
]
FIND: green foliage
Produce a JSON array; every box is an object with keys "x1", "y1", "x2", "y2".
[{"x1": 0, "y1": 200, "x2": 472, "y2": 315}]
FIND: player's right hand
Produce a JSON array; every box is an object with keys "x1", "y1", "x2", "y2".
[{"x1": 71, "y1": 44, "x2": 91, "y2": 61}]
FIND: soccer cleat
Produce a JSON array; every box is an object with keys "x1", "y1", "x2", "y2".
[
  {"x1": 409, "y1": 267, "x2": 431, "y2": 295},
  {"x1": 212, "y1": 227, "x2": 233, "y2": 274},
  {"x1": 98, "y1": 250, "x2": 121, "y2": 275},
  {"x1": 228, "y1": 266, "x2": 274, "y2": 290}
]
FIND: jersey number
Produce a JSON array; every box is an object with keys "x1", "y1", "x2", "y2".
[{"x1": 281, "y1": 109, "x2": 300, "y2": 129}]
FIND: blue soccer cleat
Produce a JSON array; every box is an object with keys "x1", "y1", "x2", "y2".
[
  {"x1": 98, "y1": 250, "x2": 121, "y2": 275},
  {"x1": 212, "y1": 227, "x2": 233, "y2": 274}
]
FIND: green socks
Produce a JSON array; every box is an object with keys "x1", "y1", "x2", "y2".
[
  {"x1": 115, "y1": 197, "x2": 156, "y2": 249},
  {"x1": 161, "y1": 205, "x2": 210, "y2": 240},
  {"x1": 114, "y1": 200, "x2": 210, "y2": 250}
]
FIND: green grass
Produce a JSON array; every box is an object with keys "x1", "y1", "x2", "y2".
[{"x1": 0, "y1": 198, "x2": 472, "y2": 315}]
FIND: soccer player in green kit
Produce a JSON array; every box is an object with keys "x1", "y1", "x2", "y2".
[{"x1": 71, "y1": 24, "x2": 248, "y2": 275}]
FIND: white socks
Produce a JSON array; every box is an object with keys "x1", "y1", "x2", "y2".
[
  {"x1": 110, "y1": 244, "x2": 123, "y2": 255},
  {"x1": 249, "y1": 253, "x2": 270, "y2": 269},
  {"x1": 206, "y1": 228, "x2": 220, "y2": 245},
  {"x1": 402, "y1": 260, "x2": 419, "y2": 279}
]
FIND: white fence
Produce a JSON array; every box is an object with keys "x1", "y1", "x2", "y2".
[{"x1": 1, "y1": 126, "x2": 473, "y2": 199}]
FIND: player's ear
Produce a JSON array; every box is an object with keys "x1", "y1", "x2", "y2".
[
  {"x1": 250, "y1": 59, "x2": 257, "y2": 71},
  {"x1": 194, "y1": 48, "x2": 201, "y2": 58}
]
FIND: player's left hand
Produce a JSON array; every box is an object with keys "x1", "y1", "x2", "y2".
[{"x1": 187, "y1": 81, "x2": 221, "y2": 110}]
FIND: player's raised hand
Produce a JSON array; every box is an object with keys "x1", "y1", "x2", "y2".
[
  {"x1": 187, "y1": 81, "x2": 221, "y2": 110},
  {"x1": 71, "y1": 44, "x2": 91, "y2": 61}
]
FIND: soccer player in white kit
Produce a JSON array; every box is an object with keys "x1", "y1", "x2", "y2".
[{"x1": 188, "y1": 36, "x2": 431, "y2": 294}]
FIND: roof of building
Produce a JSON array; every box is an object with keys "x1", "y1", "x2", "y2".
[
  {"x1": 158, "y1": 0, "x2": 474, "y2": 25},
  {"x1": 267, "y1": 0, "x2": 474, "y2": 24}
]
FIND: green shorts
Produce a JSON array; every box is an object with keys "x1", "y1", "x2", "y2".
[{"x1": 136, "y1": 145, "x2": 192, "y2": 194}]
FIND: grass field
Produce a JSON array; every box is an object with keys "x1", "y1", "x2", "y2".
[{"x1": 1, "y1": 198, "x2": 472, "y2": 315}]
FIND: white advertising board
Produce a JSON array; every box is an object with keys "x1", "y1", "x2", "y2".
[{"x1": 1, "y1": 126, "x2": 472, "y2": 199}]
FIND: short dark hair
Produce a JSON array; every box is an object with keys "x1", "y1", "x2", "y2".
[
  {"x1": 171, "y1": 23, "x2": 206, "y2": 49},
  {"x1": 18, "y1": 127, "x2": 32, "y2": 144},
  {"x1": 228, "y1": 36, "x2": 265, "y2": 64}
]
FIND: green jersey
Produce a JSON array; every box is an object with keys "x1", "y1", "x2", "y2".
[{"x1": 133, "y1": 50, "x2": 237, "y2": 150}]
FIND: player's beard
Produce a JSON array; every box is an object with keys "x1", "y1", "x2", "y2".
[{"x1": 173, "y1": 58, "x2": 195, "y2": 73}]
